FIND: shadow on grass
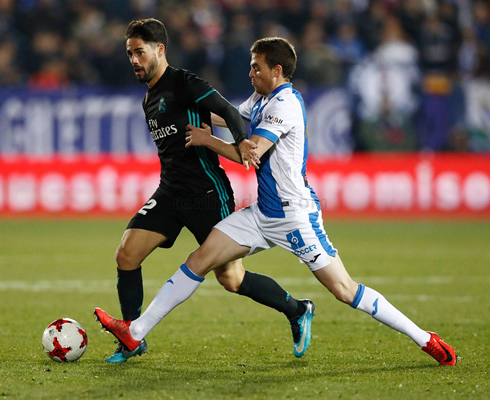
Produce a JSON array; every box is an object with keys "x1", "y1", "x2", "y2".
[
  {"x1": 0, "y1": 357, "x2": 453, "y2": 399},
  {"x1": 80, "y1": 357, "x2": 442, "y2": 382}
]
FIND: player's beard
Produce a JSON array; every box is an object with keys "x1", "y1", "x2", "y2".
[{"x1": 137, "y1": 54, "x2": 159, "y2": 83}]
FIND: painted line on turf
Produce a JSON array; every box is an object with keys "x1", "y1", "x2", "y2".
[
  {"x1": 0, "y1": 276, "x2": 489, "y2": 291},
  {"x1": 0, "y1": 280, "x2": 478, "y2": 303},
  {"x1": 0, "y1": 276, "x2": 488, "y2": 301},
  {"x1": 0, "y1": 280, "x2": 117, "y2": 293},
  {"x1": 195, "y1": 289, "x2": 476, "y2": 303},
  {"x1": 276, "y1": 276, "x2": 490, "y2": 286}
]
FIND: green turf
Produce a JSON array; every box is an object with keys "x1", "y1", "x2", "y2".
[{"x1": 0, "y1": 219, "x2": 489, "y2": 399}]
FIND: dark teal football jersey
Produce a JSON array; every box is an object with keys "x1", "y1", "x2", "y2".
[{"x1": 143, "y1": 66, "x2": 232, "y2": 196}]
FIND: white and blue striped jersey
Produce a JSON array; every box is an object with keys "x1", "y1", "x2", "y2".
[{"x1": 239, "y1": 83, "x2": 318, "y2": 218}]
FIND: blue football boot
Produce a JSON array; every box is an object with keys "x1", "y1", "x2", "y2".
[
  {"x1": 105, "y1": 339, "x2": 148, "y2": 363},
  {"x1": 290, "y1": 300, "x2": 315, "y2": 357}
]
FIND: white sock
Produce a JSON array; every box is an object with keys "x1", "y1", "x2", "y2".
[
  {"x1": 351, "y1": 284, "x2": 431, "y2": 347},
  {"x1": 129, "y1": 264, "x2": 204, "y2": 341}
]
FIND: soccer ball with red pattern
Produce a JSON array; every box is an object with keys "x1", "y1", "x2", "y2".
[{"x1": 42, "y1": 318, "x2": 88, "y2": 362}]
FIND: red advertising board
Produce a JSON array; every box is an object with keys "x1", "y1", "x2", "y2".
[{"x1": 1, "y1": 154, "x2": 490, "y2": 218}]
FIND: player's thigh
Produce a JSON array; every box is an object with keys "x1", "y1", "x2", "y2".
[
  {"x1": 261, "y1": 208, "x2": 336, "y2": 271},
  {"x1": 260, "y1": 210, "x2": 358, "y2": 300},
  {"x1": 186, "y1": 228, "x2": 250, "y2": 276},
  {"x1": 213, "y1": 203, "x2": 273, "y2": 256},
  {"x1": 126, "y1": 189, "x2": 184, "y2": 249},
  {"x1": 182, "y1": 189, "x2": 235, "y2": 246},
  {"x1": 117, "y1": 228, "x2": 167, "y2": 269},
  {"x1": 213, "y1": 258, "x2": 245, "y2": 293}
]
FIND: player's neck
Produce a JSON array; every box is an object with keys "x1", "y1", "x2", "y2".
[
  {"x1": 147, "y1": 60, "x2": 169, "y2": 89},
  {"x1": 264, "y1": 77, "x2": 289, "y2": 98}
]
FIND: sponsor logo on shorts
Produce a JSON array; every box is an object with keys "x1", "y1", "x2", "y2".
[
  {"x1": 287, "y1": 230, "x2": 320, "y2": 260},
  {"x1": 309, "y1": 254, "x2": 321, "y2": 263},
  {"x1": 286, "y1": 230, "x2": 305, "y2": 250},
  {"x1": 293, "y1": 244, "x2": 318, "y2": 257}
]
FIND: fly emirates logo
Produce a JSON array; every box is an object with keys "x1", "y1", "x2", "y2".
[{"x1": 148, "y1": 119, "x2": 177, "y2": 141}]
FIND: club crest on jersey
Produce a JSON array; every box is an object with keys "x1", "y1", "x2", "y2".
[
  {"x1": 159, "y1": 97, "x2": 166, "y2": 113},
  {"x1": 286, "y1": 229, "x2": 305, "y2": 250}
]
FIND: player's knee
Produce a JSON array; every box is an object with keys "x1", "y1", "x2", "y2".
[
  {"x1": 217, "y1": 274, "x2": 241, "y2": 293},
  {"x1": 330, "y1": 281, "x2": 356, "y2": 304},
  {"x1": 185, "y1": 249, "x2": 212, "y2": 276},
  {"x1": 115, "y1": 245, "x2": 139, "y2": 271}
]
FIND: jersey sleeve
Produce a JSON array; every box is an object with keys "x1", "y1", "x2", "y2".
[
  {"x1": 237, "y1": 92, "x2": 260, "y2": 122},
  {"x1": 253, "y1": 97, "x2": 297, "y2": 143},
  {"x1": 182, "y1": 70, "x2": 216, "y2": 103}
]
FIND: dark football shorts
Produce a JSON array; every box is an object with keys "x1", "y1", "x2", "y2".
[{"x1": 126, "y1": 187, "x2": 236, "y2": 248}]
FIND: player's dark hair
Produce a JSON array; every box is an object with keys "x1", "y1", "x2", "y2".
[
  {"x1": 125, "y1": 18, "x2": 168, "y2": 49},
  {"x1": 250, "y1": 37, "x2": 297, "y2": 80}
]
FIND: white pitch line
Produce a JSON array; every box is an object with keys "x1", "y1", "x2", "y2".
[
  {"x1": 0, "y1": 277, "x2": 488, "y2": 304},
  {"x1": 195, "y1": 289, "x2": 476, "y2": 303},
  {"x1": 0, "y1": 280, "x2": 117, "y2": 293},
  {"x1": 0, "y1": 280, "x2": 477, "y2": 303},
  {"x1": 275, "y1": 276, "x2": 490, "y2": 286}
]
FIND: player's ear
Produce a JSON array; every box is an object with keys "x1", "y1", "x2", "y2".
[
  {"x1": 157, "y1": 44, "x2": 166, "y2": 57},
  {"x1": 275, "y1": 65, "x2": 283, "y2": 78}
]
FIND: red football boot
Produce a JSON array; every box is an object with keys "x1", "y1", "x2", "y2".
[
  {"x1": 94, "y1": 307, "x2": 141, "y2": 352},
  {"x1": 422, "y1": 332, "x2": 457, "y2": 366}
]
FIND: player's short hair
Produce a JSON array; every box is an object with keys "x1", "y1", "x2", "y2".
[
  {"x1": 125, "y1": 18, "x2": 168, "y2": 49},
  {"x1": 250, "y1": 37, "x2": 297, "y2": 80}
]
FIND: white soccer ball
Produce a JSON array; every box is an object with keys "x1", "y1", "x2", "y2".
[{"x1": 42, "y1": 318, "x2": 88, "y2": 362}]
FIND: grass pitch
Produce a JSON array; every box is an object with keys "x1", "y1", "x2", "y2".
[{"x1": 0, "y1": 218, "x2": 489, "y2": 399}]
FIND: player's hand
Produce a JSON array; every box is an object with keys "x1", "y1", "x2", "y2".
[
  {"x1": 185, "y1": 123, "x2": 212, "y2": 147},
  {"x1": 238, "y1": 139, "x2": 260, "y2": 170}
]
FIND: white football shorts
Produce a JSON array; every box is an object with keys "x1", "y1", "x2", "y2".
[{"x1": 214, "y1": 202, "x2": 337, "y2": 271}]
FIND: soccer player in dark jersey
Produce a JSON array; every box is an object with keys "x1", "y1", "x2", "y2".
[
  {"x1": 104, "y1": 18, "x2": 313, "y2": 362},
  {"x1": 96, "y1": 36, "x2": 457, "y2": 367}
]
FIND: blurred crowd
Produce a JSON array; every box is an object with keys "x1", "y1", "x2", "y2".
[{"x1": 1, "y1": 0, "x2": 490, "y2": 152}]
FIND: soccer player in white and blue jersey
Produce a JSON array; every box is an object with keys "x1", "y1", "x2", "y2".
[{"x1": 95, "y1": 37, "x2": 457, "y2": 365}]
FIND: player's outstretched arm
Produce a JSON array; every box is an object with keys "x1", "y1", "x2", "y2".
[
  {"x1": 199, "y1": 92, "x2": 247, "y2": 143},
  {"x1": 200, "y1": 93, "x2": 257, "y2": 168},
  {"x1": 249, "y1": 135, "x2": 275, "y2": 159},
  {"x1": 186, "y1": 123, "x2": 257, "y2": 168},
  {"x1": 210, "y1": 112, "x2": 258, "y2": 169}
]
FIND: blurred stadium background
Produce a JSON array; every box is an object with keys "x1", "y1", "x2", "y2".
[
  {"x1": 2, "y1": 3, "x2": 490, "y2": 397},
  {"x1": 1, "y1": 0, "x2": 490, "y2": 217}
]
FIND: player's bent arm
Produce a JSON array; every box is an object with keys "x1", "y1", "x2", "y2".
[
  {"x1": 186, "y1": 133, "x2": 275, "y2": 164},
  {"x1": 211, "y1": 113, "x2": 227, "y2": 127},
  {"x1": 250, "y1": 134, "x2": 275, "y2": 159},
  {"x1": 186, "y1": 123, "x2": 241, "y2": 164},
  {"x1": 202, "y1": 136, "x2": 242, "y2": 164},
  {"x1": 211, "y1": 111, "x2": 258, "y2": 169},
  {"x1": 199, "y1": 92, "x2": 247, "y2": 144},
  {"x1": 211, "y1": 112, "x2": 250, "y2": 127}
]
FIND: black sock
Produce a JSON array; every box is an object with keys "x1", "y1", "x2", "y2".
[
  {"x1": 237, "y1": 271, "x2": 306, "y2": 320},
  {"x1": 117, "y1": 267, "x2": 143, "y2": 321}
]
